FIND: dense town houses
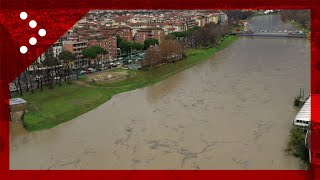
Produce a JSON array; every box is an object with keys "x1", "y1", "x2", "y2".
[
  {"x1": 115, "y1": 26, "x2": 133, "y2": 41},
  {"x1": 30, "y1": 10, "x2": 229, "y2": 69},
  {"x1": 134, "y1": 27, "x2": 165, "y2": 44}
]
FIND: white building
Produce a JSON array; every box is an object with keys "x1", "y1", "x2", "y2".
[
  {"x1": 219, "y1": 12, "x2": 228, "y2": 25},
  {"x1": 52, "y1": 41, "x2": 63, "y2": 58},
  {"x1": 207, "y1": 13, "x2": 219, "y2": 24},
  {"x1": 34, "y1": 40, "x2": 62, "y2": 65}
]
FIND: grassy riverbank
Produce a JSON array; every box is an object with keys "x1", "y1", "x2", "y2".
[
  {"x1": 289, "y1": 20, "x2": 310, "y2": 33},
  {"x1": 284, "y1": 18, "x2": 310, "y2": 166},
  {"x1": 285, "y1": 127, "x2": 310, "y2": 167},
  {"x1": 19, "y1": 35, "x2": 239, "y2": 131}
]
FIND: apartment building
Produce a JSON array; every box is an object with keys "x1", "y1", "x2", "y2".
[
  {"x1": 186, "y1": 18, "x2": 196, "y2": 30},
  {"x1": 86, "y1": 33, "x2": 117, "y2": 60},
  {"x1": 115, "y1": 26, "x2": 133, "y2": 41},
  {"x1": 219, "y1": 12, "x2": 228, "y2": 25},
  {"x1": 172, "y1": 21, "x2": 187, "y2": 32},
  {"x1": 63, "y1": 41, "x2": 88, "y2": 59},
  {"x1": 193, "y1": 15, "x2": 207, "y2": 27},
  {"x1": 52, "y1": 41, "x2": 63, "y2": 58},
  {"x1": 207, "y1": 13, "x2": 220, "y2": 24},
  {"x1": 134, "y1": 27, "x2": 165, "y2": 44}
]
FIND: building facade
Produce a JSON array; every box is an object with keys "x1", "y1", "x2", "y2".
[
  {"x1": 52, "y1": 41, "x2": 63, "y2": 58},
  {"x1": 134, "y1": 27, "x2": 165, "y2": 44},
  {"x1": 87, "y1": 35, "x2": 117, "y2": 60},
  {"x1": 115, "y1": 26, "x2": 133, "y2": 41},
  {"x1": 63, "y1": 41, "x2": 88, "y2": 59}
]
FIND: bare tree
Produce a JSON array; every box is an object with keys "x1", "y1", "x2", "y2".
[
  {"x1": 17, "y1": 74, "x2": 23, "y2": 96},
  {"x1": 280, "y1": 10, "x2": 310, "y2": 29},
  {"x1": 145, "y1": 46, "x2": 163, "y2": 68},
  {"x1": 159, "y1": 39, "x2": 183, "y2": 63}
]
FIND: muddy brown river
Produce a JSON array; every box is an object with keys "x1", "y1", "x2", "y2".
[{"x1": 10, "y1": 14, "x2": 310, "y2": 169}]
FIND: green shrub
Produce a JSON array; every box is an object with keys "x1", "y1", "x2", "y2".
[{"x1": 285, "y1": 127, "x2": 309, "y2": 166}]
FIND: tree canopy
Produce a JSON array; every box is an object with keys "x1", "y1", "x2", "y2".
[
  {"x1": 224, "y1": 10, "x2": 254, "y2": 22},
  {"x1": 280, "y1": 10, "x2": 310, "y2": 29},
  {"x1": 144, "y1": 38, "x2": 159, "y2": 49},
  {"x1": 42, "y1": 56, "x2": 60, "y2": 67},
  {"x1": 164, "y1": 34, "x2": 176, "y2": 40},
  {"x1": 145, "y1": 46, "x2": 162, "y2": 68},
  {"x1": 58, "y1": 51, "x2": 76, "y2": 63},
  {"x1": 119, "y1": 41, "x2": 144, "y2": 53},
  {"x1": 169, "y1": 26, "x2": 200, "y2": 38},
  {"x1": 82, "y1": 46, "x2": 108, "y2": 59},
  {"x1": 116, "y1": 35, "x2": 124, "y2": 48}
]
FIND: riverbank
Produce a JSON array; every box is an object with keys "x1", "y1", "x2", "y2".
[
  {"x1": 284, "y1": 17, "x2": 311, "y2": 166},
  {"x1": 19, "y1": 35, "x2": 239, "y2": 131},
  {"x1": 289, "y1": 20, "x2": 310, "y2": 33},
  {"x1": 285, "y1": 127, "x2": 310, "y2": 168}
]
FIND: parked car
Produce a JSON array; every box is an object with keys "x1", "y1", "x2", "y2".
[
  {"x1": 104, "y1": 64, "x2": 111, "y2": 69},
  {"x1": 80, "y1": 70, "x2": 86, "y2": 75},
  {"x1": 110, "y1": 62, "x2": 117, "y2": 67},
  {"x1": 88, "y1": 68, "x2": 97, "y2": 73}
]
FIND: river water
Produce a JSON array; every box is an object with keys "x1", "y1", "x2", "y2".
[{"x1": 10, "y1": 14, "x2": 310, "y2": 170}]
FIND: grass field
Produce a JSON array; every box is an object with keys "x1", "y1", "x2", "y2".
[{"x1": 19, "y1": 35, "x2": 239, "y2": 131}]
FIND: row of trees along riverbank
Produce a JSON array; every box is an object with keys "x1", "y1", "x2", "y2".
[
  {"x1": 12, "y1": 11, "x2": 254, "y2": 97},
  {"x1": 281, "y1": 10, "x2": 311, "y2": 168},
  {"x1": 15, "y1": 10, "x2": 255, "y2": 131},
  {"x1": 11, "y1": 46, "x2": 108, "y2": 96},
  {"x1": 280, "y1": 10, "x2": 310, "y2": 31},
  {"x1": 143, "y1": 10, "x2": 255, "y2": 68}
]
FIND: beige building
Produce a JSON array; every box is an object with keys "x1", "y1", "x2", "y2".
[
  {"x1": 208, "y1": 13, "x2": 220, "y2": 24},
  {"x1": 63, "y1": 41, "x2": 88, "y2": 59}
]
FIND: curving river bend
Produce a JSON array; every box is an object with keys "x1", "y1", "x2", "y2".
[{"x1": 10, "y1": 14, "x2": 310, "y2": 170}]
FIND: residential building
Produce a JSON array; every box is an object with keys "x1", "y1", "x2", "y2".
[
  {"x1": 63, "y1": 41, "x2": 88, "y2": 59},
  {"x1": 172, "y1": 21, "x2": 187, "y2": 32},
  {"x1": 208, "y1": 13, "x2": 220, "y2": 24},
  {"x1": 115, "y1": 26, "x2": 133, "y2": 41},
  {"x1": 87, "y1": 33, "x2": 117, "y2": 60},
  {"x1": 186, "y1": 18, "x2": 196, "y2": 29},
  {"x1": 128, "y1": 22, "x2": 148, "y2": 37},
  {"x1": 193, "y1": 15, "x2": 206, "y2": 27},
  {"x1": 52, "y1": 41, "x2": 63, "y2": 58},
  {"x1": 219, "y1": 12, "x2": 228, "y2": 25},
  {"x1": 134, "y1": 27, "x2": 165, "y2": 44}
]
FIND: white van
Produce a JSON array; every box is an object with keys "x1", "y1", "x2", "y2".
[{"x1": 293, "y1": 96, "x2": 311, "y2": 128}]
